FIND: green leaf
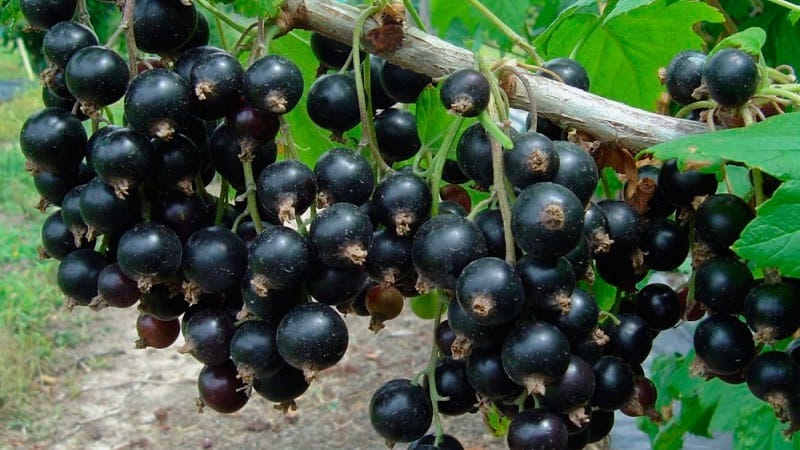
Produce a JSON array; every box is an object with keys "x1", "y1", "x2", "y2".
[
  {"x1": 484, "y1": 402, "x2": 512, "y2": 436},
  {"x1": 649, "y1": 113, "x2": 800, "y2": 182},
  {"x1": 710, "y1": 27, "x2": 767, "y2": 56},
  {"x1": 232, "y1": 0, "x2": 284, "y2": 18},
  {"x1": 734, "y1": 180, "x2": 800, "y2": 278},
  {"x1": 734, "y1": 403, "x2": 799, "y2": 450},
  {"x1": 790, "y1": 10, "x2": 800, "y2": 25},
  {"x1": 534, "y1": 0, "x2": 723, "y2": 110}
]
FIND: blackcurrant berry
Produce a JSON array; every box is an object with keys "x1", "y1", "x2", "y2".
[
  {"x1": 432, "y1": 357, "x2": 477, "y2": 415},
  {"x1": 743, "y1": 282, "x2": 800, "y2": 343},
  {"x1": 306, "y1": 73, "x2": 360, "y2": 133},
  {"x1": 665, "y1": 50, "x2": 706, "y2": 105},
  {"x1": 65, "y1": 46, "x2": 129, "y2": 107},
  {"x1": 507, "y1": 408, "x2": 569, "y2": 450},
  {"x1": 504, "y1": 131, "x2": 559, "y2": 189},
  {"x1": 551, "y1": 141, "x2": 598, "y2": 206},
  {"x1": 134, "y1": 0, "x2": 198, "y2": 54},
  {"x1": 703, "y1": 48, "x2": 759, "y2": 107},
  {"x1": 456, "y1": 257, "x2": 524, "y2": 326},
  {"x1": 374, "y1": 108, "x2": 421, "y2": 164},
  {"x1": 380, "y1": 62, "x2": 431, "y2": 104},
  {"x1": 20, "y1": 107, "x2": 87, "y2": 175},
  {"x1": 310, "y1": 32, "x2": 352, "y2": 71},
  {"x1": 745, "y1": 351, "x2": 800, "y2": 404},
  {"x1": 124, "y1": 69, "x2": 193, "y2": 140},
  {"x1": 695, "y1": 193, "x2": 754, "y2": 252},
  {"x1": 370, "y1": 379, "x2": 433, "y2": 444},
  {"x1": 135, "y1": 313, "x2": 179, "y2": 349},
  {"x1": 276, "y1": 302, "x2": 348, "y2": 377},
  {"x1": 512, "y1": 182, "x2": 584, "y2": 260},
  {"x1": 636, "y1": 283, "x2": 681, "y2": 331},
  {"x1": 57, "y1": 249, "x2": 107, "y2": 307},
  {"x1": 248, "y1": 226, "x2": 310, "y2": 293},
  {"x1": 117, "y1": 222, "x2": 182, "y2": 287},
  {"x1": 244, "y1": 55, "x2": 304, "y2": 115},
  {"x1": 540, "y1": 58, "x2": 590, "y2": 91},
  {"x1": 440, "y1": 69, "x2": 490, "y2": 117},
  {"x1": 373, "y1": 171, "x2": 431, "y2": 236},
  {"x1": 314, "y1": 147, "x2": 374, "y2": 206},
  {"x1": 412, "y1": 214, "x2": 487, "y2": 289},
  {"x1": 502, "y1": 321, "x2": 571, "y2": 395},
  {"x1": 197, "y1": 360, "x2": 249, "y2": 413},
  {"x1": 694, "y1": 257, "x2": 754, "y2": 315},
  {"x1": 182, "y1": 226, "x2": 248, "y2": 298},
  {"x1": 43, "y1": 21, "x2": 98, "y2": 68},
  {"x1": 230, "y1": 321, "x2": 283, "y2": 382},
  {"x1": 591, "y1": 356, "x2": 635, "y2": 411},
  {"x1": 455, "y1": 122, "x2": 493, "y2": 187},
  {"x1": 309, "y1": 202, "x2": 373, "y2": 268},
  {"x1": 20, "y1": 0, "x2": 77, "y2": 30},
  {"x1": 256, "y1": 160, "x2": 317, "y2": 223},
  {"x1": 693, "y1": 314, "x2": 755, "y2": 376},
  {"x1": 190, "y1": 51, "x2": 245, "y2": 120}
]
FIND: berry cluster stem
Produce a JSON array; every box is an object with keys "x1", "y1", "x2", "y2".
[
  {"x1": 195, "y1": 0, "x2": 248, "y2": 33},
  {"x1": 242, "y1": 161, "x2": 264, "y2": 233},
  {"x1": 425, "y1": 291, "x2": 447, "y2": 446},
  {"x1": 402, "y1": 0, "x2": 428, "y2": 31},
  {"x1": 215, "y1": 178, "x2": 230, "y2": 226},
  {"x1": 121, "y1": 0, "x2": 139, "y2": 78},
  {"x1": 430, "y1": 116, "x2": 465, "y2": 216}
]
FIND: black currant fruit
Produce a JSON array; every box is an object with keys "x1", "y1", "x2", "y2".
[
  {"x1": 90, "y1": 127, "x2": 156, "y2": 197},
  {"x1": 504, "y1": 131, "x2": 559, "y2": 189},
  {"x1": 665, "y1": 50, "x2": 706, "y2": 105},
  {"x1": 177, "y1": 11, "x2": 209, "y2": 51},
  {"x1": 230, "y1": 321, "x2": 283, "y2": 382},
  {"x1": 440, "y1": 69, "x2": 490, "y2": 117},
  {"x1": 374, "y1": 108, "x2": 421, "y2": 164},
  {"x1": 41, "y1": 210, "x2": 89, "y2": 260},
  {"x1": 658, "y1": 159, "x2": 717, "y2": 208},
  {"x1": 181, "y1": 307, "x2": 235, "y2": 365},
  {"x1": 541, "y1": 288, "x2": 599, "y2": 343},
  {"x1": 43, "y1": 21, "x2": 98, "y2": 68},
  {"x1": 241, "y1": 271, "x2": 303, "y2": 326},
  {"x1": 21, "y1": 107, "x2": 87, "y2": 175},
  {"x1": 540, "y1": 58, "x2": 590, "y2": 91},
  {"x1": 182, "y1": 226, "x2": 248, "y2": 299},
  {"x1": 365, "y1": 229, "x2": 413, "y2": 286},
  {"x1": 134, "y1": 0, "x2": 198, "y2": 54},
  {"x1": 456, "y1": 257, "x2": 524, "y2": 326},
  {"x1": 564, "y1": 235, "x2": 592, "y2": 280},
  {"x1": 507, "y1": 408, "x2": 569, "y2": 450},
  {"x1": 96, "y1": 263, "x2": 140, "y2": 309},
  {"x1": 474, "y1": 209, "x2": 507, "y2": 259},
  {"x1": 151, "y1": 133, "x2": 203, "y2": 194},
  {"x1": 226, "y1": 99, "x2": 280, "y2": 143},
  {"x1": 306, "y1": 73, "x2": 360, "y2": 133},
  {"x1": 79, "y1": 177, "x2": 142, "y2": 237},
  {"x1": 362, "y1": 56, "x2": 396, "y2": 111},
  {"x1": 57, "y1": 249, "x2": 107, "y2": 307},
  {"x1": 502, "y1": 321, "x2": 571, "y2": 395},
  {"x1": 746, "y1": 351, "x2": 800, "y2": 405},
  {"x1": 306, "y1": 261, "x2": 368, "y2": 306},
  {"x1": 124, "y1": 69, "x2": 193, "y2": 140},
  {"x1": 314, "y1": 147, "x2": 374, "y2": 206},
  {"x1": 603, "y1": 313, "x2": 653, "y2": 365},
  {"x1": 370, "y1": 379, "x2": 433, "y2": 444},
  {"x1": 244, "y1": 55, "x2": 304, "y2": 115},
  {"x1": 197, "y1": 361, "x2": 249, "y2": 414},
  {"x1": 277, "y1": 302, "x2": 348, "y2": 377},
  {"x1": 253, "y1": 364, "x2": 310, "y2": 405},
  {"x1": 309, "y1": 202, "x2": 373, "y2": 268},
  {"x1": 636, "y1": 283, "x2": 681, "y2": 331},
  {"x1": 542, "y1": 355, "x2": 595, "y2": 426},
  {"x1": 703, "y1": 48, "x2": 759, "y2": 107},
  {"x1": 693, "y1": 314, "x2": 755, "y2": 376},
  {"x1": 516, "y1": 255, "x2": 576, "y2": 315},
  {"x1": 412, "y1": 214, "x2": 487, "y2": 289},
  {"x1": 408, "y1": 434, "x2": 464, "y2": 450},
  {"x1": 432, "y1": 357, "x2": 477, "y2": 415},
  {"x1": 151, "y1": 193, "x2": 212, "y2": 242},
  {"x1": 597, "y1": 200, "x2": 641, "y2": 256},
  {"x1": 256, "y1": 159, "x2": 316, "y2": 223},
  {"x1": 465, "y1": 348, "x2": 523, "y2": 400},
  {"x1": 591, "y1": 355, "x2": 635, "y2": 411},
  {"x1": 116, "y1": 222, "x2": 182, "y2": 288},
  {"x1": 65, "y1": 46, "x2": 129, "y2": 107},
  {"x1": 640, "y1": 218, "x2": 689, "y2": 271},
  {"x1": 694, "y1": 257, "x2": 754, "y2": 315},
  {"x1": 455, "y1": 122, "x2": 493, "y2": 187},
  {"x1": 310, "y1": 32, "x2": 352, "y2": 71},
  {"x1": 248, "y1": 226, "x2": 310, "y2": 293},
  {"x1": 138, "y1": 284, "x2": 188, "y2": 321},
  {"x1": 695, "y1": 193, "x2": 754, "y2": 252},
  {"x1": 551, "y1": 141, "x2": 599, "y2": 206},
  {"x1": 190, "y1": 52, "x2": 245, "y2": 120},
  {"x1": 173, "y1": 45, "x2": 224, "y2": 81},
  {"x1": 436, "y1": 320, "x2": 456, "y2": 357},
  {"x1": 512, "y1": 182, "x2": 584, "y2": 260},
  {"x1": 380, "y1": 62, "x2": 431, "y2": 104},
  {"x1": 208, "y1": 123, "x2": 277, "y2": 192},
  {"x1": 135, "y1": 313, "x2": 179, "y2": 348},
  {"x1": 20, "y1": 0, "x2": 76, "y2": 30},
  {"x1": 373, "y1": 171, "x2": 431, "y2": 236},
  {"x1": 743, "y1": 282, "x2": 800, "y2": 343}
]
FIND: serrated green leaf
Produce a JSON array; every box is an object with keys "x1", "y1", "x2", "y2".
[
  {"x1": 605, "y1": 0, "x2": 657, "y2": 21},
  {"x1": 534, "y1": 0, "x2": 723, "y2": 110},
  {"x1": 734, "y1": 403, "x2": 800, "y2": 450},
  {"x1": 733, "y1": 180, "x2": 800, "y2": 278},
  {"x1": 649, "y1": 113, "x2": 800, "y2": 181},
  {"x1": 710, "y1": 27, "x2": 767, "y2": 56}
]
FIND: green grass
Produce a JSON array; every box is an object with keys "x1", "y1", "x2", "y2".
[{"x1": 0, "y1": 86, "x2": 86, "y2": 430}]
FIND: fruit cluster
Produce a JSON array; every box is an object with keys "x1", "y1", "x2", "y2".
[{"x1": 16, "y1": 0, "x2": 800, "y2": 449}]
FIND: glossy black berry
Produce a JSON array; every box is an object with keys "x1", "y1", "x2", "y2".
[
  {"x1": 79, "y1": 177, "x2": 142, "y2": 236},
  {"x1": 743, "y1": 282, "x2": 800, "y2": 342},
  {"x1": 230, "y1": 321, "x2": 283, "y2": 381},
  {"x1": 370, "y1": 379, "x2": 433, "y2": 444},
  {"x1": 502, "y1": 321, "x2": 571, "y2": 395},
  {"x1": 504, "y1": 132, "x2": 559, "y2": 189},
  {"x1": 65, "y1": 46, "x2": 129, "y2": 107},
  {"x1": 695, "y1": 193, "x2": 754, "y2": 252},
  {"x1": 177, "y1": 11, "x2": 209, "y2": 51},
  {"x1": 41, "y1": 210, "x2": 88, "y2": 260},
  {"x1": 21, "y1": 107, "x2": 87, "y2": 175},
  {"x1": 375, "y1": 108, "x2": 421, "y2": 164},
  {"x1": 474, "y1": 209, "x2": 507, "y2": 259},
  {"x1": 151, "y1": 193, "x2": 212, "y2": 242},
  {"x1": 124, "y1": 69, "x2": 193, "y2": 140},
  {"x1": 241, "y1": 271, "x2": 303, "y2": 326},
  {"x1": 540, "y1": 58, "x2": 590, "y2": 91},
  {"x1": 551, "y1": 141, "x2": 599, "y2": 206},
  {"x1": 307, "y1": 73, "x2": 360, "y2": 133},
  {"x1": 746, "y1": 351, "x2": 800, "y2": 404},
  {"x1": 412, "y1": 215, "x2": 487, "y2": 289},
  {"x1": 373, "y1": 171, "x2": 431, "y2": 236},
  {"x1": 134, "y1": 0, "x2": 198, "y2": 54},
  {"x1": 181, "y1": 307, "x2": 235, "y2": 365},
  {"x1": 512, "y1": 182, "x2": 585, "y2": 260},
  {"x1": 248, "y1": 226, "x2": 310, "y2": 292},
  {"x1": 665, "y1": 50, "x2": 706, "y2": 105},
  {"x1": 640, "y1": 218, "x2": 689, "y2": 271},
  {"x1": 190, "y1": 52, "x2": 245, "y2": 120},
  {"x1": 138, "y1": 284, "x2": 188, "y2": 320},
  {"x1": 197, "y1": 360, "x2": 249, "y2": 413},
  {"x1": 116, "y1": 222, "x2": 182, "y2": 286},
  {"x1": 693, "y1": 314, "x2": 755, "y2": 375},
  {"x1": 96, "y1": 263, "x2": 140, "y2": 308},
  {"x1": 183, "y1": 226, "x2": 248, "y2": 297},
  {"x1": 636, "y1": 283, "x2": 681, "y2": 330},
  {"x1": 432, "y1": 357, "x2": 477, "y2": 415},
  {"x1": 603, "y1": 313, "x2": 653, "y2": 365},
  {"x1": 310, "y1": 32, "x2": 352, "y2": 71},
  {"x1": 173, "y1": 45, "x2": 223, "y2": 81},
  {"x1": 658, "y1": 159, "x2": 717, "y2": 208},
  {"x1": 591, "y1": 356, "x2": 635, "y2": 411},
  {"x1": 380, "y1": 62, "x2": 431, "y2": 103},
  {"x1": 277, "y1": 302, "x2": 348, "y2": 375},
  {"x1": 310, "y1": 202, "x2": 373, "y2": 268},
  {"x1": 541, "y1": 288, "x2": 599, "y2": 343},
  {"x1": 465, "y1": 348, "x2": 523, "y2": 400},
  {"x1": 507, "y1": 409, "x2": 569, "y2": 450},
  {"x1": 225, "y1": 99, "x2": 280, "y2": 143},
  {"x1": 440, "y1": 69, "x2": 490, "y2": 117},
  {"x1": 256, "y1": 160, "x2": 316, "y2": 223},
  {"x1": 542, "y1": 355, "x2": 595, "y2": 424},
  {"x1": 517, "y1": 255, "x2": 576, "y2": 315},
  {"x1": 208, "y1": 123, "x2": 277, "y2": 192},
  {"x1": 447, "y1": 298, "x2": 510, "y2": 353},
  {"x1": 252, "y1": 364, "x2": 310, "y2": 405},
  {"x1": 43, "y1": 21, "x2": 98, "y2": 68},
  {"x1": 20, "y1": 0, "x2": 76, "y2": 30},
  {"x1": 365, "y1": 229, "x2": 413, "y2": 286},
  {"x1": 306, "y1": 261, "x2": 368, "y2": 306},
  {"x1": 455, "y1": 122, "x2": 492, "y2": 187},
  {"x1": 408, "y1": 434, "x2": 464, "y2": 450},
  {"x1": 597, "y1": 200, "x2": 641, "y2": 256},
  {"x1": 314, "y1": 147, "x2": 374, "y2": 206},
  {"x1": 694, "y1": 257, "x2": 754, "y2": 315},
  {"x1": 90, "y1": 127, "x2": 156, "y2": 197},
  {"x1": 703, "y1": 48, "x2": 759, "y2": 107},
  {"x1": 456, "y1": 257, "x2": 524, "y2": 326},
  {"x1": 34, "y1": 169, "x2": 83, "y2": 209},
  {"x1": 245, "y1": 55, "x2": 304, "y2": 115},
  {"x1": 57, "y1": 249, "x2": 107, "y2": 306}
]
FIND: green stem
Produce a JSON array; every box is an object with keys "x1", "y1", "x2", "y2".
[
  {"x1": 424, "y1": 292, "x2": 446, "y2": 446},
  {"x1": 194, "y1": 174, "x2": 208, "y2": 197},
  {"x1": 403, "y1": 0, "x2": 428, "y2": 31},
  {"x1": 599, "y1": 310, "x2": 621, "y2": 326},
  {"x1": 675, "y1": 100, "x2": 716, "y2": 118},
  {"x1": 215, "y1": 15, "x2": 229, "y2": 51},
  {"x1": 242, "y1": 161, "x2": 264, "y2": 233},
  {"x1": 262, "y1": 24, "x2": 281, "y2": 56},
  {"x1": 231, "y1": 209, "x2": 249, "y2": 233},
  {"x1": 463, "y1": 0, "x2": 543, "y2": 64},
  {"x1": 412, "y1": 147, "x2": 432, "y2": 178},
  {"x1": 765, "y1": 0, "x2": 800, "y2": 12},
  {"x1": 766, "y1": 67, "x2": 796, "y2": 84},
  {"x1": 466, "y1": 195, "x2": 496, "y2": 220},
  {"x1": 215, "y1": 178, "x2": 230, "y2": 226},
  {"x1": 490, "y1": 136, "x2": 516, "y2": 266},
  {"x1": 761, "y1": 87, "x2": 800, "y2": 105},
  {"x1": 195, "y1": 0, "x2": 247, "y2": 33},
  {"x1": 279, "y1": 115, "x2": 299, "y2": 160},
  {"x1": 353, "y1": 5, "x2": 392, "y2": 175},
  {"x1": 477, "y1": 112, "x2": 513, "y2": 149},
  {"x1": 232, "y1": 22, "x2": 259, "y2": 55},
  {"x1": 430, "y1": 116, "x2": 465, "y2": 216}
]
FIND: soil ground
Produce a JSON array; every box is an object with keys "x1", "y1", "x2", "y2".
[{"x1": 7, "y1": 306, "x2": 515, "y2": 450}]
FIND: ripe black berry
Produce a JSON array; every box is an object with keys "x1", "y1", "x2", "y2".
[
  {"x1": 373, "y1": 171, "x2": 431, "y2": 236},
  {"x1": 21, "y1": 107, "x2": 87, "y2": 175},
  {"x1": 695, "y1": 193, "x2": 754, "y2": 252},
  {"x1": 455, "y1": 122, "x2": 493, "y2": 187},
  {"x1": 20, "y1": 0, "x2": 76, "y2": 30},
  {"x1": 742, "y1": 282, "x2": 800, "y2": 343},
  {"x1": 591, "y1": 356, "x2": 635, "y2": 411},
  {"x1": 693, "y1": 314, "x2": 755, "y2": 376},
  {"x1": 134, "y1": 0, "x2": 198, "y2": 54},
  {"x1": 540, "y1": 58, "x2": 590, "y2": 91},
  {"x1": 440, "y1": 69, "x2": 490, "y2": 117},
  {"x1": 374, "y1": 108, "x2": 421, "y2": 164},
  {"x1": 256, "y1": 160, "x2": 317, "y2": 223},
  {"x1": 507, "y1": 409, "x2": 569, "y2": 450},
  {"x1": 512, "y1": 182, "x2": 585, "y2": 260},
  {"x1": 665, "y1": 50, "x2": 706, "y2": 105},
  {"x1": 230, "y1": 321, "x2": 283, "y2": 382},
  {"x1": 306, "y1": 73, "x2": 360, "y2": 133},
  {"x1": 380, "y1": 61, "x2": 431, "y2": 104},
  {"x1": 117, "y1": 222, "x2": 182, "y2": 287},
  {"x1": 636, "y1": 283, "x2": 681, "y2": 331},
  {"x1": 124, "y1": 69, "x2": 193, "y2": 140},
  {"x1": 501, "y1": 321, "x2": 571, "y2": 395},
  {"x1": 504, "y1": 131, "x2": 559, "y2": 189},
  {"x1": 244, "y1": 55, "x2": 304, "y2": 115},
  {"x1": 370, "y1": 379, "x2": 432, "y2": 444},
  {"x1": 190, "y1": 52, "x2": 245, "y2": 120},
  {"x1": 181, "y1": 307, "x2": 235, "y2": 365},
  {"x1": 694, "y1": 257, "x2": 754, "y2": 315},
  {"x1": 182, "y1": 226, "x2": 248, "y2": 298},
  {"x1": 412, "y1": 215, "x2": 487, "y2": 289},
  {"x1": 248, "y1": 226, "x2": 310, "y2": 293},
  {"x1": 310, "y1": 32, "x2": 352, "y2": 71},
  {"x1": 252, "y1": 364, "x2": 310, "y2": 405},
  {"x1": 703, "y1": 48, "x2": 759, "y2": 107},
  {"x1": 65, "y1": 46, "x2": 129, "y2": 107},
  {"x1": 456, "y1": 257, "x2": 524, "y2": 326},
  {"x1": 276, "y1": 302, "x2": 348, "y2": 377},
  {"x1": 197, "y1": 361, "x2": 249, "y2": 413},
  {"x1": 57, "y1": 249, "x2": 107, "y2": 307},
  {"x1": 90, "y1": 127, "x2": 156, "y2": 197},
  {"x1": 432, "y1": 357, "x2": 477, "y2": 415},
  {"x1": 314, "y1": 147, "x2": 374, "y2": 206},
  {"x1": 43, "y1": 21, "x2": 98, "y2": 68}
]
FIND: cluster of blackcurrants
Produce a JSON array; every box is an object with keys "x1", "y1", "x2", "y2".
[{"x1": 18, "y1": 0, "x2": 800, "y2": 448}]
